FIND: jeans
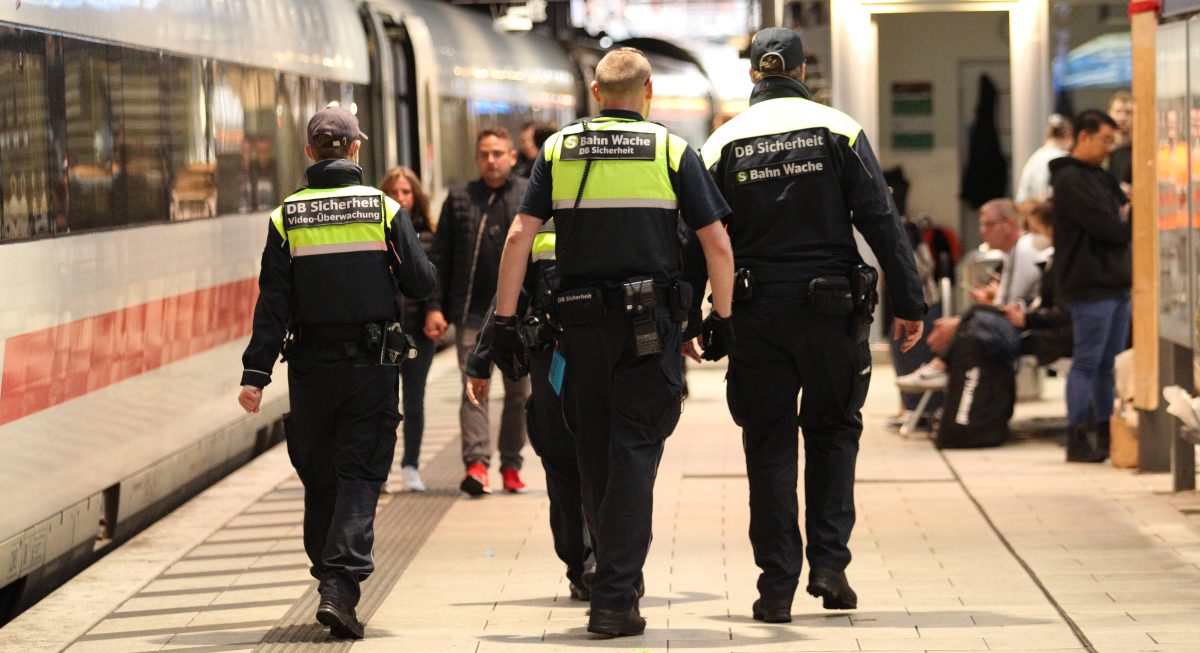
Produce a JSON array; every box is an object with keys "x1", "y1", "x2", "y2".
[
  {"x1": 399, "y1": 336, "x2": 438, "y2": 469},
  {"x1": 1066, "y1": 298, "x2": 1131, "y2": 427}
]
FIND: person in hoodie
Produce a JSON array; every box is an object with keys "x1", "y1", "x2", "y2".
[
  {"x1": 1049, "y1": 109, "x2": 1131, "y2": 463},
  {"x1": 237, "y1": 106, "x2": 436, "y2": 639}
]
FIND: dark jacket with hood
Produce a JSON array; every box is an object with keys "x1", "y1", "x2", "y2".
[{"x1": 1048, "y1": 155, "x2": 1131, "y2": 302}]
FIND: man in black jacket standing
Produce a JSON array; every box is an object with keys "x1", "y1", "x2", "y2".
[
  {"x1": 1049, "y1": 109, "x2": 1131, "y2": 463},
  {"x1": 425, "y1": 127, "x2": 531, "y2": 495}
]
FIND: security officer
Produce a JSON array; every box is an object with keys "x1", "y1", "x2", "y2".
[
  {"x1": 464, "y1": 219, "x2": 596, "y2": 601},
  {"x1": 492, "y1": 48, "x2": 735, "y2": 637},
  {"x1": 237, "y1": 106, "x2": 436, "y2": 640},
  {"x1": 698, "y1": 29, "x2": 926, "y2": 622}
]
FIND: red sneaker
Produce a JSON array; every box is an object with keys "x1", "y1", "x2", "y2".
[
  {"x1": 502, "y1": 467, "x2": 525, "y2": 493},
  {"x1": 460, "y1": 462, "x2": 490, "y2": 496}
]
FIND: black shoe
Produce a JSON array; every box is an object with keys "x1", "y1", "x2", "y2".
[
  {"x1": 806, "y1": 568, "x2": 857, "y2": 610},
  {"x1": 587, "y1": 605, "x2": 646, "y2": 637},
  {"x1": 752, "y1": 597, "x2": 792, "y2": 623},
  {"x1": 569, "y1": 581, "x2": 590, "y2": 601},
  {"x1": 316, "y1": 599, "x2": 364, "y2": 640},
  {"x1": 1066, "y1": 425, "x2": 1106, "y2": 463}
]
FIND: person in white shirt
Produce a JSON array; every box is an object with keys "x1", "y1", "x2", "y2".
[
  {"x1": 896, "y1": 199, "x2": 1042, "y2": 390},
  {"x1": 1015, "y1": 114, "x2": 1071, "y2": 203}
]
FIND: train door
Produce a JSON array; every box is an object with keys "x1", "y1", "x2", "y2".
[{"x1": 387, "y1": 23, "x2": 421, "y2": 175}]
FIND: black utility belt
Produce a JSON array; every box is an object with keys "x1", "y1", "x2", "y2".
[
  {"x1": 552, "y1": 278, "x2": 693, "y2": 357},
  {"x1": 287, "y1": 321, "x2": 416, "y2": 366},
  {"x1": 732, "y1": 266, "x2": 879, "y2": 343}
]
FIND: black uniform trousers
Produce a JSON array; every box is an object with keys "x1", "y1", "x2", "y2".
[
  {"x1": 726, "y1": 291, "x2": 871, "y2": 603},
  {"x1": 560, "y1": 307, "x2": 682, "y2": 611},
  {"x1": 284, "y1": 346, "x2": 401, "y2": 608},
  {"x1": 526, "y1": 346, "x2": 592, "y2": 587}
]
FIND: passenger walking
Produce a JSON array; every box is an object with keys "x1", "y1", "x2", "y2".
[
  {"x1": 379, "y1": 166, "x2": 437, "y2": 493},
  {"x1": 492, "y1": 47, "x2": 735, "y2": 636},
  {"x1": 699, "y1": 28, "x2": 926, "y2": 622},
  {"x1": 1049, "y1": 109, "x2": 1131, "y2": 463},
  {"x1": 237, "y1": 107, "x2": 435, "y2": 639},
  {"x1": 465, "y1": 219, "x2": 596, "y2": 602},
  {"x1": 424, "y1": 128, "x2": 531, "y2": 496}
]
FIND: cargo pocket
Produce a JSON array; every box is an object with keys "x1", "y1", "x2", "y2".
[
  {"x1": 725, "y1": 362, "x2": 749, "y2": 428},
  {"x1": 845, "y1": 344, "x2": 872, "y2": 420}
]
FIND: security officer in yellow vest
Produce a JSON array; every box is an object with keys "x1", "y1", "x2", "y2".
[
  {"x1": 698, "y1": 29, "x2": 926, "y2": 623},
  {"x1": 237, "y1": 106, "x2": 435, "y2": 640},
  {"x1": 463, "y1": 219, "x2": 597, "y2": 602},
  {"x1": 493, "y1": 48, "x2": 735, "y2": 637}
]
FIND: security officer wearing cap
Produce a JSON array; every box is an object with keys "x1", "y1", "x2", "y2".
[
  {"x1": 697, "y1": 29, "x2": 926, "y2": 622},
  {"x1": 493, "y1": 48, "x2": 735, "y2": 637},
  {"x1": 237, "y1": 106, "x2": 435, "y2": 640}
]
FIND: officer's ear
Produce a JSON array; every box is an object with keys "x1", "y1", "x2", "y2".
[
  {"x1": 590, "y1": 80, "x2": 603, "y2": 105},
  {"x1": 799, "y1": 62, "x2": 807, "y2": 83},
  {"x1": 304, "y1": 145, "x2": 316, "y2": 162},
  {"x1": 348, "y1": 139, "x2": 362, "y2": 163},
  {"x1": 747, "y1": 64, "x2": 756, "y2": 83}
]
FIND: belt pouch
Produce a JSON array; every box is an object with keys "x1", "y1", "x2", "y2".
[
  {"x1": 623, "y1": 277, "x2": 663, "y2": 357},
  {"x1": 553, "y1": 287, "x2": 606, "y2": 325},
  {"x1": 667, "y1": 281, "x2": 693, "y2": 323},
  {"x1": 732, "y1": 268, "x2": 756, "y2": 302},
  {"x1": 807, "y1": 277, "x2": 855, "y2": 315}
]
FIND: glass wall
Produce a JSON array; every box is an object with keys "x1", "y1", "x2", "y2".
[
  {"x1": 0, "y1": 27, "x2": 374, "y2": 244},
  {"x1": 1157, "y1": 21, "x2": 1190, "y2": 347},
  {"x1": 1050, "y1": 1, "x2": 1132, "y2": 116}
]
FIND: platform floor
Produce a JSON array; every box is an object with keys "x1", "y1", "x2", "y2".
[{"x1": 3, "y1": 350, "x2": 1200, "y2": 653}]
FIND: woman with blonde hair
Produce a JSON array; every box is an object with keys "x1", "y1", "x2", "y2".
[{"x1": 379, "y1": 166, "x2": 436, "y2": 492}]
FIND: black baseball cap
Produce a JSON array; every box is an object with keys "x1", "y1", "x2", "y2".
[
  {"x1": 307, "y1": 105, "x2": 368, "y2": 148},
  {"x1": 749, "y1": 27, "x2": 805, "y2": 72}
]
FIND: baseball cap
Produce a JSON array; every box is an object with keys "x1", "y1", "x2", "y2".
[
  {"x1": 749, "y1": 27, "x2": 805, "y2": 72},
  {"x1": 307, "y1": 105, "x2": 368, "y2": 148}
]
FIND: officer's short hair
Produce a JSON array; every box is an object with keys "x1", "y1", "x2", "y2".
[
  {"x1": 476, "y1": 126, "x2": 513, "y2": 149},
  {"x1": 594, "y1": 48, "x2": 652, "y2": 99}
]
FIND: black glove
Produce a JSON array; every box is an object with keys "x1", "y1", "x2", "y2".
[
  {"x1": 700, "y1": 313, "x2": 735, "y2": 362},
  {"x1": 492, "y1": 314, "x2": 529, "y2": 380}
]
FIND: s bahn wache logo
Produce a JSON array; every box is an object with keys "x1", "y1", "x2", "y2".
[
  {"x1": 563, "y1": 135, "x2": 579, "y2": 150},
  {"x1": 736, "y1": 171, "x2": 748, "y2": 183}
]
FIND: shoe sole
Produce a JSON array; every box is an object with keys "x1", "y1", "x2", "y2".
[
  {"x1": 586, "y1": 620, "x2": 645, "y2": 637},
  {"x1": 752, "y1": 610, "x2": 792, "y2": 623},
  {"x1": 806, "y1": 584, "x2": 857, "y2": 610},
  {"x1": 460, "y1": 476, "x2": 490, "y2": 496},
  {"x1": 316, "y1": 607, "x2": 364, "y2": 640}
]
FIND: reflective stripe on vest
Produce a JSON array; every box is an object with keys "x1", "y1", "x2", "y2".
[
  {"x1": 700, "y1": 96, "x2": 863, "y2": 170},
  {"x1": 269, "y1": 185, "x2": 398, "y2": 257},
  {"x1": 547, "y1": 118, "x2": 685, "y2": 210},
  {"x1": 531, "y1": 220, "x2": 557, "y2": 262}
]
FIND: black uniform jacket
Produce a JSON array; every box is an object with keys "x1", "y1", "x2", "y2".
[
  {"x1": 697, "y1": 76, "x2": 926, "y2": 321},
  {"x1": 240, "y1": 159, "x2": 436, "y2": 388}
]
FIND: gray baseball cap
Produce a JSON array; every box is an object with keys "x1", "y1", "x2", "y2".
[{"x1": 307, "y1": 106, "x2": 368, "y2": 148}]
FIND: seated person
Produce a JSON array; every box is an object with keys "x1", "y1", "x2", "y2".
[
  {"x1": 897, "y1": 198, "x2": 1043, "y2": 389},
  {"x1": 1003, "y1": 201, "x2": 1072, "y2": 365}
]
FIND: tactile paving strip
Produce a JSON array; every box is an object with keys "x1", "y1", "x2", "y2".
[{"x1": 254, "y1": 437, "x2": 464, "y2": 652}]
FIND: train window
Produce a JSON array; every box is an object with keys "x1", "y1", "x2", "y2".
[
  {"x1": 439, "y1": 97, "x2": 472, "y2": 189},
  {"x1": 163, "y1": 57, "x2": 215, "y2": 221},
  {"x1": 352, "y1": 83, "x2": 376, "y2": 184},
  {"x1": 62, "y1": 39, "x2": 118, "y2": 233},
  {"x1": 0, "y1": 28, "x2": 54, "y2": 242},
  {"x1": 276, "y1": 74, "x2": 306, "y2": 196},
  {"x1": 214, "y1": 65, "x2": 281, "y2": 214},
  {"x1": 112, "y1": 47, "x2": 170, "y2": 226}
]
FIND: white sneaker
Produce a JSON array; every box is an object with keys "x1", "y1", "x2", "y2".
[
  {"x1": 402, "y1": 465, "x2": 426, "y2": 492},
  {"x1": 896, "y1": 362, "x2": 949, "y2": 391}
]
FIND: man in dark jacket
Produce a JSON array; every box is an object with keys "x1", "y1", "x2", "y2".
[
  {"x1": 1049, "y1": 109, "x2": 1131, "y2": 463},
  {"x1": 424, "y1": 127, "x2": 531, "y2": 495}
]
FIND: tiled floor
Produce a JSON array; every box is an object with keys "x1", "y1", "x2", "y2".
[{"x1": 4, "y1": 353, "x2": 1199, "y2": 653}]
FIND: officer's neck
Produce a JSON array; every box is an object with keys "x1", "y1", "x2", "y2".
[
  {"x1": 306, "y1": 158, "x2": 364, "y2": 188},
  {"x1": 598, "y1": 107, "x2": 645, "y2": 121},
  {"x1": 750, "y1": 75, "x2": 811, "y2": 105}
]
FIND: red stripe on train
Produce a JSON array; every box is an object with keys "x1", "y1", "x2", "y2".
[{"x1": 0, "y1": 278, "x2": 258, "y2": 426}]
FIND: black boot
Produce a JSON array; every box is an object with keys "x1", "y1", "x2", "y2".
[
  {"x1": 806, "y1": 568, "x2": 857, "y2": 610},
  {"x1": 1065, "y1": 425, "x2": 1106, "y2": 463},
  {"x1": 1094, "y1": 420, "x2": 1111, "y2": 462}
]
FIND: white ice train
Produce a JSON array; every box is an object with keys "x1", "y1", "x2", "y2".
[{"x1": 0, "y1": 0, "x2": 716, "y2": 622}]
